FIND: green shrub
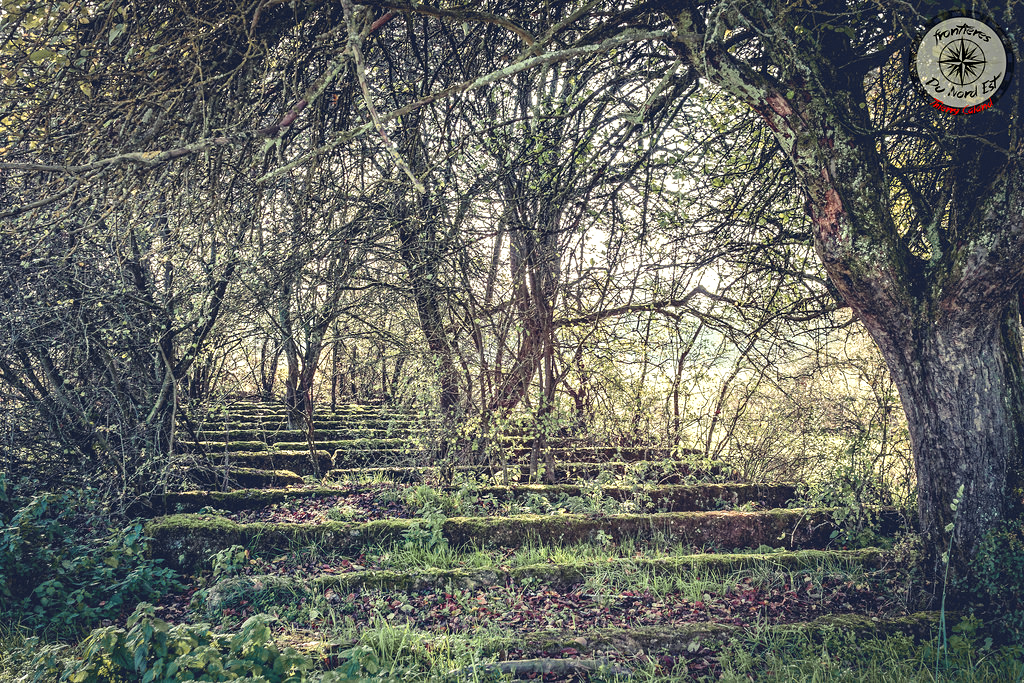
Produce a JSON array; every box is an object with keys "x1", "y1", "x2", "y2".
[
  {"x1": 967, "y1": 518, "x2": 1024, "y2": 643},
  {"x1": 0, "y1": 489, "x2": 181, "y2": 636},
  {"x1": 210, "y1": 545, "x2": 251, "y2": 580},
  {"x1": 45, "y1": 603, "x2": 312, "y2": 682},
  {"x1": 796, "y1": 456, "x2": 896, "y2": 548},
  {"x1": 401, "y1": 503, "x2": 447, "y2": 551}
]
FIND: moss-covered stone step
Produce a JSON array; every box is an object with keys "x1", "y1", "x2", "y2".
[
  {"x1": 205, "y1": 418, "x2": 429, "y2": 431},
  {"x1": 503, "y1": 446, "x2": 672, "y2": 462},
  {"x1": 201, "y1": 548, "x2": 889, "y2": 611},
  {"x1": 213, "y1": 408, "x2": 425, "y2": 420},
  {"x1": 198, "y1": 451, "x2": 333, "y2": 476},
  {"x1": 330, "y1": 451, "x2": 432, "y2": 468},
  {"x1": 187, "y1": 440, "x2": 268, "y2": 453},
  {"x1": 153, "y1": 486, "x2": 352, "y2": 513},
  {"x1": 219, "y1": 404, "x2": 403, "y2": 417},
  {"x1": 324, "y1": 465, "x2": 479, "y2": 483},
  {"x1": 469, "y1": 611, "x2": 943, "y2": 659},
  {"x1": 274, "y1": 438, "x2": 415, "y2": 452},
  {"x1": 475, "y1": 483, "x2": 796, "y2": 510},
  {"x1": 189, "y1": 467, "x2": 304, "y2": 491},
  {"x1": 146, "y1": 483, "x2": 797, "y2": 515},
  {"x1": 146, "y1": 507, "x2": 898, "y2": 573},
  {"x1": 193, "y1": 428, "x2": 426, "y2": 443},
  {"x1": 282, "y1": 611, "x2": 943, "y2": 668},
  {"x1": 324, "y1": 461, "x2": 736, "y2": 484}
]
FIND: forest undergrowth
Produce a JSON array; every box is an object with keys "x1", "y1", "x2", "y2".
[{"x1": 2, "y1": 450, "x2": 1023, "y2": 682}]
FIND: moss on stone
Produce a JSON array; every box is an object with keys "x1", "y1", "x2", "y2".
[
  {"x1": 191, "y1": 440, "x2": 268, "y2": 452},
  {"x1": 199, "y1": 547, "x2": 888, "y2": 613},
  {"x1": 144, "y1": 514, "x2": 246, "y2": 574},
  {"x1": 473, "y1": 483, "x2": 797, "y2": 511},
  {"x1": 157, "y1": 486, "x2": 348, "y2": 513},
  {"x1": 469, "y1": 611, "x2": 944, "y2": 657},
  {"x1": 148, "y1": 507, "x2": 860, "y2": 573},
  {"x1": 773, "y1": 610, "x2": 945, "y2": 642},
  {"x1": 191, "y1": 467, "x2": 304, "y2": 491},
  {"x1": 197, "y1": 451, "x2": 332, "y2": 476},
  {"x1": 274, "y1": 438, "x2": 413, "y2": 451}
]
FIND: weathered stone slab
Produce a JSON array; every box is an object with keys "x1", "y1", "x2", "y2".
[
  {"x1": 189, "y1": 467, "x2": 304, "y2": 491},
  {"x1": 147, "y1": 483, "x2": 797, "y2": 515},
  {"x1": 199, "y1": 548, "x2": 889, "y2": 611},
  {"x1": 146, "y1": 507, "x2": 889, "y2": 573}
]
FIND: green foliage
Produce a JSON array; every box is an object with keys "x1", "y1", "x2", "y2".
[
  {"x1": 210, "y1": 546, "x2": 251, "y2": 580},
  {"x1": 401, "y1": 483, "x2": 480, "y2": 517},
  {"x1": 320, "y1": 622, "x2": 478, "y2": 682},
  {"x1": 401, "y1": 502, "x2": 447, "y2": 552},
  {"x1": 0, "y1": 489, "x2": 181, "y2": 636},
  {"x1": 964, "y1": 518, "x2": 1024, "y2": 644},
  {"x1": 42, "y1": 603, "x2": 312, "y2": 682},
  {"x1": 399, "y1": 486, "x2": 451, "y2": 551},
  {"x1": 718, "y1": 620, "x2": 1024, "y2": 682},
  {"x1": 797, "y1": 452, "x2": 897, "y2": 548},
  {"x1": 321, "y1": 645, "x2": 382, "y2": 681}
]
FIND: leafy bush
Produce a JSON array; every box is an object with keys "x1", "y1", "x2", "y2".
[
  {"x1": 401, "y1": 503, "x2": 447, "y2": 551},
  {"x1": 210, "y1": 545, "x2": 251, "y2": 580},
  {"x1": 42, "y1": 603, "x2": 313, "y2": 682},
  {"x1": 0, "y1": 489, "x2": 181, "y2": 636},
  {"x1": 796, "y1": 456, "x2": 897, "y2": 548},
  {"x1": 966, "y1": 518, "x2": 1024, "y2": 643}
]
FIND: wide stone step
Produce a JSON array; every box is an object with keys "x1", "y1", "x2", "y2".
[
  {"x1": 503, "y1": 446, "x2": 672, "y2": 461},
  {"x1": 213, "y1": 409, "x2": 425, "y2": 420},
  {"x1": 193, "y1": 428, "x2": 424, "y2": 443},
  {"x1": 467, "y1": 611, "x2": 942, "y2": 660},
  {"x1": 198, "y1": 451, "x2": 333, "y2": 476},
  {"x1": 147, "y1": 483, "x2": 797, "y2": 514},
  {"x1": 188, "y1": 440, "x2": 268, "y2": 453},
  {"x1": 278, "y1": 611, "x2": 942, "y2": 678},
  {"x1": 324, "y1": 460, "x2": 738, "y2": 484},
  {"x1": 219, "y1": 404, "x2": 397, "y2": 415},
  {"x1": 476, "y1": 482, "x2": 796, "y2": 509},
  {"x1": 275, "y1": 438, "x2": 415, "y2": 452},
  {"x1": 189, "y1": 467, "x2": 304, "y2": 491},
  {"x1": 201, "y1": 548, "x2": 889, "y2": 610},
  {"x1": 202, "y1": 418, "x2": 430, "y2": 431},
  {"x1": 146, "y1": 507, "x2": 900, "y2": 573}
]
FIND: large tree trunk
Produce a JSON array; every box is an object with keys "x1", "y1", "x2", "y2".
[{"x1": 881, "y1": 304, "x2": 1024, "y2": 571}]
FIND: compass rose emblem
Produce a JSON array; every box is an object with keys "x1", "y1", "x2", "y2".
[
  {"x1": 914, "y1": 14, "x2": 1013, "y2": 114},
  {"x1": 939, "y1": 39, "x2": 986, "y2": 85}
]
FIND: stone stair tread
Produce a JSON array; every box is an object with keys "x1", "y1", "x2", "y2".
[
  {"x1": 201, "y1": 547, "x2": 891, "y2": 603},
  {"x1": 146, "y1": 507, "x2": 900, "y2": 572},
  {"x1": 150, "y1": 482, "x2": 798, "y2": 514},
  {"x1": 277, "y1": 611, "x2": 941, "y2": 667},
  {"x1": 471, "y1": 611, "x2": 941, "y2": 658},
  {"x1": 189, "y1": 467, "x2": 304, "y2": 491},
  {"x1": 323, "y1": 461, "x2": 738, "y2": 483},
  {"x1": 193, "y1": 429, "x2": 424, "y2": 442}
]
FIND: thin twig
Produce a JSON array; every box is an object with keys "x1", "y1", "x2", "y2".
[
  {"x1": 342, "y1": 0, "x2": 426, "y2": 194},
  {"x1": 259, "y1": 28, "x2": 672, "y2": 184}
]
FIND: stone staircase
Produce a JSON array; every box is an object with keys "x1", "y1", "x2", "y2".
[
  {"x1": 182, "y1": 401, "x2": 729, "y2": 488},
  {"x1": 139, "y1": 401, "x2": 931, "y2": 679}
]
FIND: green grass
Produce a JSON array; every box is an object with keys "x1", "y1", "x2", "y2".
[
  {"x1": 289, "y1": 615, "x2": 1024, "y2": 682},
  {"x1": 715, "y1": 623, "x2": 1024, "y2": 683},
  {"x1": 0, "y1": 623, "x2": 39, "y2": 681}
]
